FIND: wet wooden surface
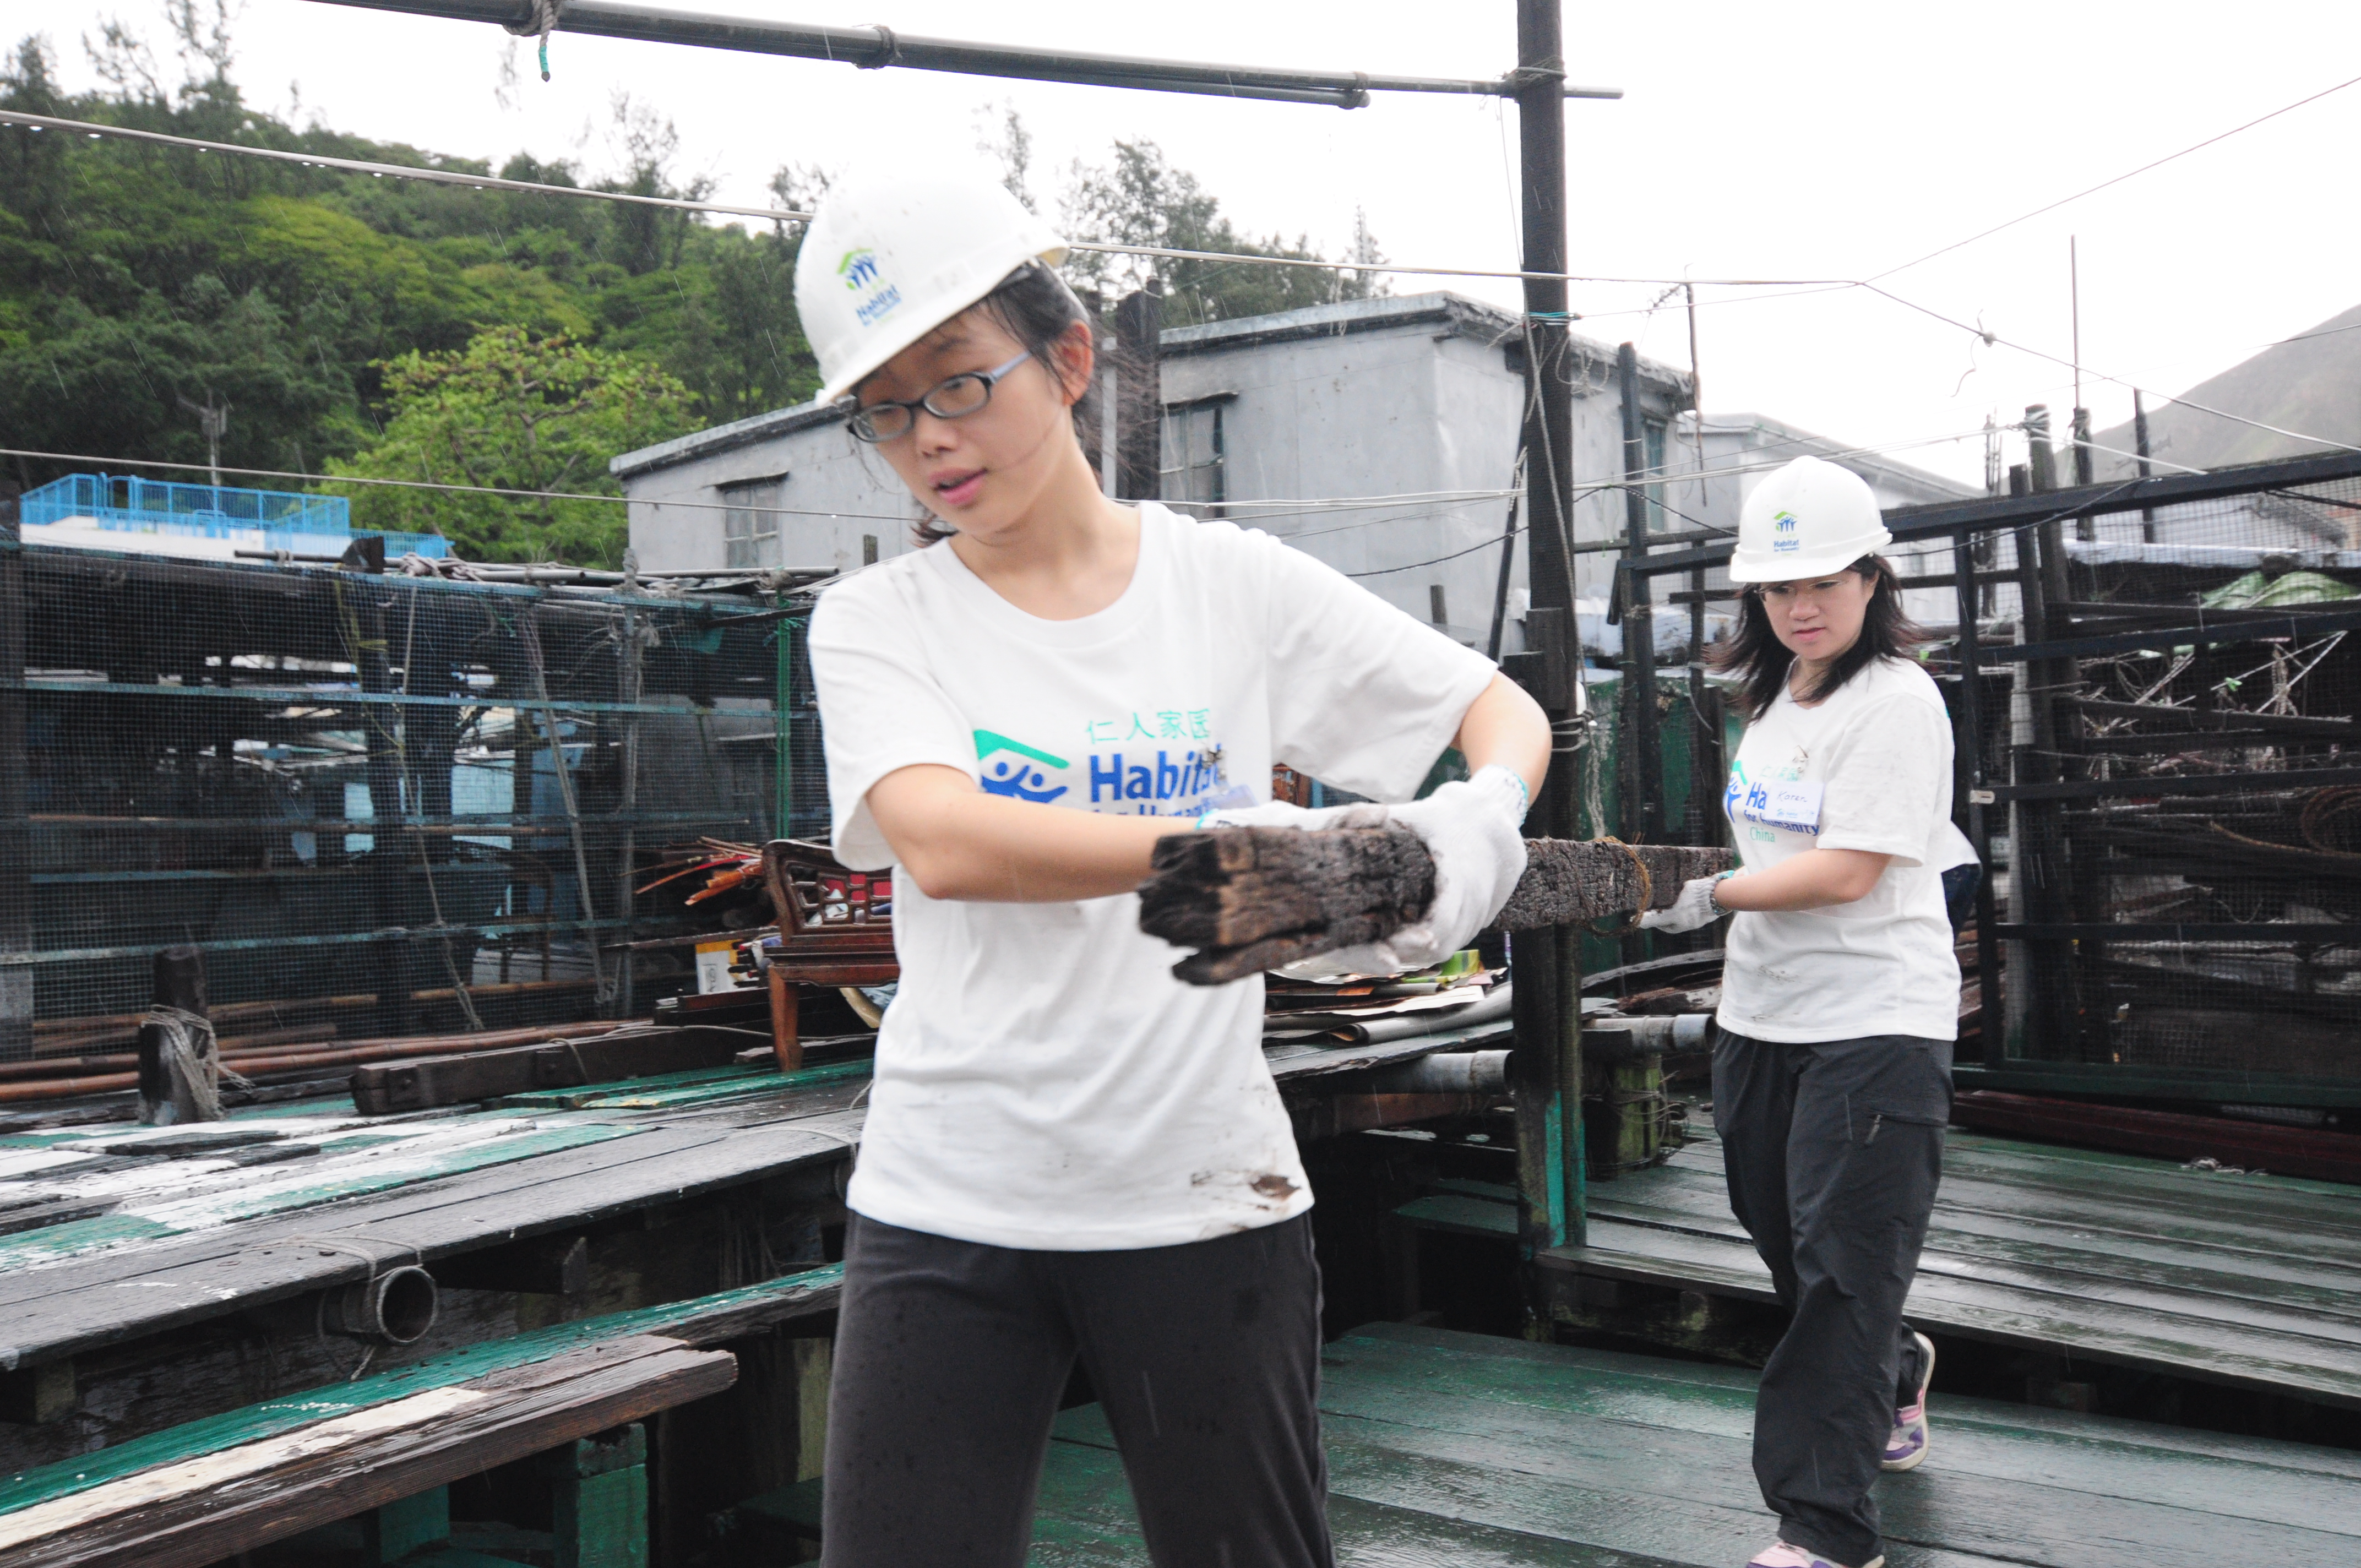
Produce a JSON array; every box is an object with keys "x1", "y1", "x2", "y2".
[
  {"x1": 1398, "y1": 1119, "x2": 2361, "y2": 1409},
  {"x1": 1032, "y1": 1321, "x2": 2361, "y2": 1566}
]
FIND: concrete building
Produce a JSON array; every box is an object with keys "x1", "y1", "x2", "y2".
[{"x1": 611, "y1": 291, "x2": 1974, "y2": 654}]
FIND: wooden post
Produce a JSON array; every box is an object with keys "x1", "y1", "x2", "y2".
[
  {"x1": 1512, "y1": 0, "x2": 1587, "y2": 1267},
  {"x1": 347, "y1": 552, "x2": 412, "y2": 1039},
  {"x1": 768, "y1": 965, "x2": 802, "y2": 1073},
  {"x1": 1615, "y1": 342, "x2": 1664, "y2": 847},
  {"x1": 0, "y1": 484, "x2": 24, "y2": 1065},
  {"x1": 136, "y1": 945, "x2": 213, "y2": 1125},
  {"x1": 545, "y1": 1424, "x2": 650, "y2": 1568},
  {"x1": 2134, "y1": 389, "x2": 2158, "y2": 543},
  {"x1": 360, "y1": 1485, "x2": 450, "y2": 1564},
  {"x1": 613, "y1": 601, "x2": 645, "y2": 1021},
  {"x1": 1113, "y1": 287, "x2": 1165, "y2": 502},
  {"x1": 1952, "y1": 522, "x2": 1999, "y2": 1068}
]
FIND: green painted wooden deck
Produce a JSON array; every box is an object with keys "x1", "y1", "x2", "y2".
[
  {"x1": 1397, "y1": 1119, "x2": 2361, "y2": 1410},
  {"x1": 1030, "y1": 1321, "x2": 2361, "y2": 1566}
]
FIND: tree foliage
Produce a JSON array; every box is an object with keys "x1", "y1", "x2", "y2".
[
  {"x1": 1058, "y1": 139, "x2": 1385, "y2": 326},
  {"x1": 327, "y1": 326, "x2": 694, "y2": 567},
  {"x1": 1, "y1": 15, "x2": 1384, "y2": 560},
  {"x1": 0, "y1": 21, "x2": 815, "y2": 526}
]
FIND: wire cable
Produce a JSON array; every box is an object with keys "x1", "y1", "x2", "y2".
[{"x1": 1872, "y1": 70, "x2": 2361, "y2": 281}]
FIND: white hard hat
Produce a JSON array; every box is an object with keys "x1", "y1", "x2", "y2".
[
  {"x1": 1727, "y1": 455, "x2": 1892, "y2": 583},
  {"x1": 794, "y1": 162, "x2": 1069, "y2": 405}
]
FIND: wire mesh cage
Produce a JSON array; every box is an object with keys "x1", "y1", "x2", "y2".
[
  {"x1": 0, "y1": 531, "x2": 829, "y2": 1064},
  {"x1": 1957, "y1": 461, "x2": 2361, "y2": 1102}
]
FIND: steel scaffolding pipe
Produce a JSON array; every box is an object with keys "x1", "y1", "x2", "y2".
[{"x1": 306, "y1": 0, "x2": 1622, "y2": 107}]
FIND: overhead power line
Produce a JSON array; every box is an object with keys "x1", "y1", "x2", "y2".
[
  {"x1": 0, "y1": 111, "x2": 1844, "y2": 289},
  {"x1": 14, "y1": 104, "x2": 2358, "y2": 463},
  {"x1": 1873, "y1": 69, "x2": 2361, "y2": 280}
]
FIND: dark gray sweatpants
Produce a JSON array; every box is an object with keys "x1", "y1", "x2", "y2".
[
  {"x1": 820, "y1": 1211, "x2": 1334, "y2": 1568},
  {"x1": 1713, "y1": 1030, "x2": 1951, "y2": 1567}
]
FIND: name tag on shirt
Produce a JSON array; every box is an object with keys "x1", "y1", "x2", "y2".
[{"x1": 1738, "y1": 780, "x2": 1823, "y2": 836}]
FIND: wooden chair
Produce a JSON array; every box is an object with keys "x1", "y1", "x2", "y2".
[{"x1": 759, "y1": 840, "x2": 899, "y2": 1072}]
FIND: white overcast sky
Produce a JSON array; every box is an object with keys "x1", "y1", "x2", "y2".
[{"x1": 29, "y1": 1, "x2": 2361, "y2": 488}]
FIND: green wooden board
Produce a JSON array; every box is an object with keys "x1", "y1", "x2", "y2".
[
  {"x1": 0, "y1": 1121, "x2": 636, "y2": 1270},
  {"x1": 0, "y1": 1263, "x2": 842, "y2": 1519},
  {"x1": 492, "y1": 1058, "x2": 872, "y2": 1112},
  {"x1": 1459, "y1": 1119, "x2": 2361, "y2": 1407},
  {"x1": 1029, "y1": 1325, "x2": 2361, "y2": 1568}
]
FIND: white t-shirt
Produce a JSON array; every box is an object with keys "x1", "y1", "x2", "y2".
[
  {"x1": 807, "y1": 503, "x2": 1497, "y2": 1250},
  {"x1": 1716, "y1": 656, "x2": 1968, "y2": 1044}
]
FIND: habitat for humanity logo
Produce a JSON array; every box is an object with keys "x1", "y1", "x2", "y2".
[
  {"x1": 976, "y1": 731, "x2": 1069, "y2": 803},
  {"x1": 838, "y1": 248, "x2": 902, "y2": 328},
  {"x1": 1771, "y1": 510, "x2": 1800, "y2": 553}
]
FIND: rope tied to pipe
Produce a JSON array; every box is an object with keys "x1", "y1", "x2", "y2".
[{"x1": 503, "y1": 0, "x2": 565, "y2": 81}]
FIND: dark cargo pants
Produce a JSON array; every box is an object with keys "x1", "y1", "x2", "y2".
[
  {"x1": 1713, "y1": 1030, "x2": 1951, "y2": 1567},
  {"x1": 820, "y1": 1211, "x2": 1334, "y2": 1568}
]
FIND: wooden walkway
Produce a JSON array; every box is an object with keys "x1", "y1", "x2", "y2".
[
  {"x1": 1400, "y1": 1120, "x2": 2361, "y2": 1409},
  {"x1": 1031, "y1": 1321, "x2": 2361, "y2": 1566}
]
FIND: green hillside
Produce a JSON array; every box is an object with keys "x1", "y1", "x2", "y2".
[{"x1": 0, "y1": 36, "x2": 808, "y2": 564}]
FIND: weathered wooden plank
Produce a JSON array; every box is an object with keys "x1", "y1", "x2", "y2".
[
  {"x1": 1, "y1": 1340, "x2": 736, "y2": 1568},
  {"x1": 1140, "y1": 829, "x2": 1729, "y2": 984},
  {"x1": 0, "y1": 1121, "x2": 637, "y2": 1273},
  {"x1": 0, "y1": 1111, "x2": 861, "y2": 1369},
  {"x1": 1665, "y1": 1135, "x2": 2361, "y2": 1261},
  {"x1": 0, "y1": 1266, "x2": 840, "y2": 1518},
  {"x1": 1329, "y1": 1328, "x2": 2361, "y2": 1523},
  {"x1": 1037, "y1": 1434, "x2": 1690, "y2": 1567},
  {"x1": 1593, "y1": 1168, "x2": 2361, "y2": 1325},
  {"x1": 351, "y1": 1025, "x2": 762, "y2": 1116},
  {"x1": 1056, "y1": 1402, "x2": 2016, "y2": 1568},
  {"x1": 491, "y1": 1058, "x2": 872, "y2": 1113},
  {"x1": 1541, "y1": 1218, "x2": 2361, "y2": 1407},
  {"x1": 1309, "y1": 1392, "x2": 2361, "y2": 1567}
]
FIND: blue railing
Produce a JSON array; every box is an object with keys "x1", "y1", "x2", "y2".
[{"x1": 21, "y1": 473, "x2": 450, "y2": 559}]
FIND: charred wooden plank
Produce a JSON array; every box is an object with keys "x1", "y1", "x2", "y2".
[
  {"x1": 1141, "y1": 829, "x2": 1730, "y2": 984},
  {"x1": 350, "y1": 1025, "x2": 757, "y2": 1115}
]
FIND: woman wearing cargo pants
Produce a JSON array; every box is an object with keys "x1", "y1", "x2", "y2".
[{"x1": 1642, "y1": 457, "x2": 1971, "y2": 1568}]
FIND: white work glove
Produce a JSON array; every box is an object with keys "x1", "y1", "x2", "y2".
[
  {"x1": 1638, "y1": 873, "x2": 1733, "y2": 934},
  {"x1": 1290, "y1": 765, "x2": 1531, "y2": 978}
]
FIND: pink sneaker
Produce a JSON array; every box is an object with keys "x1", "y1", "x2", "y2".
[
  {"x1": 1745, "y1": 1543, "x2": 1885, "y2": 1568},
  {"x1": 1881, "y1": 1331, "x2": 1936, "y2": 1473}
]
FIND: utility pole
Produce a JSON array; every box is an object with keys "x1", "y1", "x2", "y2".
[
  {"x1": 1509, "y1": 0, "x2": 1587, "y2": 1270},
  {"x1": 177, "y1": 391, "x2": 230, "y2": 496},
  {"x1": 2134, "y1": 389, "x2": 2157, "y2": 543}
]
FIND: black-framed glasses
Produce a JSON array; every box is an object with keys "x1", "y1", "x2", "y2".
[{"x1": 848, "y1": 351, "x2": 1035, "y2": 444}]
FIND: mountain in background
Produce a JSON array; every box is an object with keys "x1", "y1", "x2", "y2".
[{"x1": 2091, "y1": 303, "x2": 2361, "y2": 477}]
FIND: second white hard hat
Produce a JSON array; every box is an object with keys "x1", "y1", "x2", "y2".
[
  {"x1": 793, "y1": 162, "x2": 1070, "y2": 405},
  {"x1": 1728, "y1": 456, "x2": 1892, "y2": 583}
]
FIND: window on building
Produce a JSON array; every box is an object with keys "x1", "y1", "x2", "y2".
[
  {"x1": 1644, "y1": 417, "x2": 1669, "y2": 531},
  {"x1": 721, "y1": 478, "x2": 780, "y2": 568},
  {"x1": 1161, "y1": 400, "x2": 1225, "y2": 510}
]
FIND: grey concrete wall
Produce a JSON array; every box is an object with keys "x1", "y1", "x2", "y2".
[{"x1": 621, "y1": 410, "x2": 920, "y2": 576}]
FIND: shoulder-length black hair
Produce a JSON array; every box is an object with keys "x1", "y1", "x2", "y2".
[
  {"x1": 872, "y1": 260, "x2": 1105, "y2": 547},
  {"x1": 1706, "y1": 554, "x2": 1928, "y2": 721}
]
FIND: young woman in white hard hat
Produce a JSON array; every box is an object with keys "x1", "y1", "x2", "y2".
[
  {"x1": 1641, "y1": 455, "x2": 1970, "y2": 1568},
  {"x1": 791, "y1": 163, "x2": 1549, "y2": 1568}
]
